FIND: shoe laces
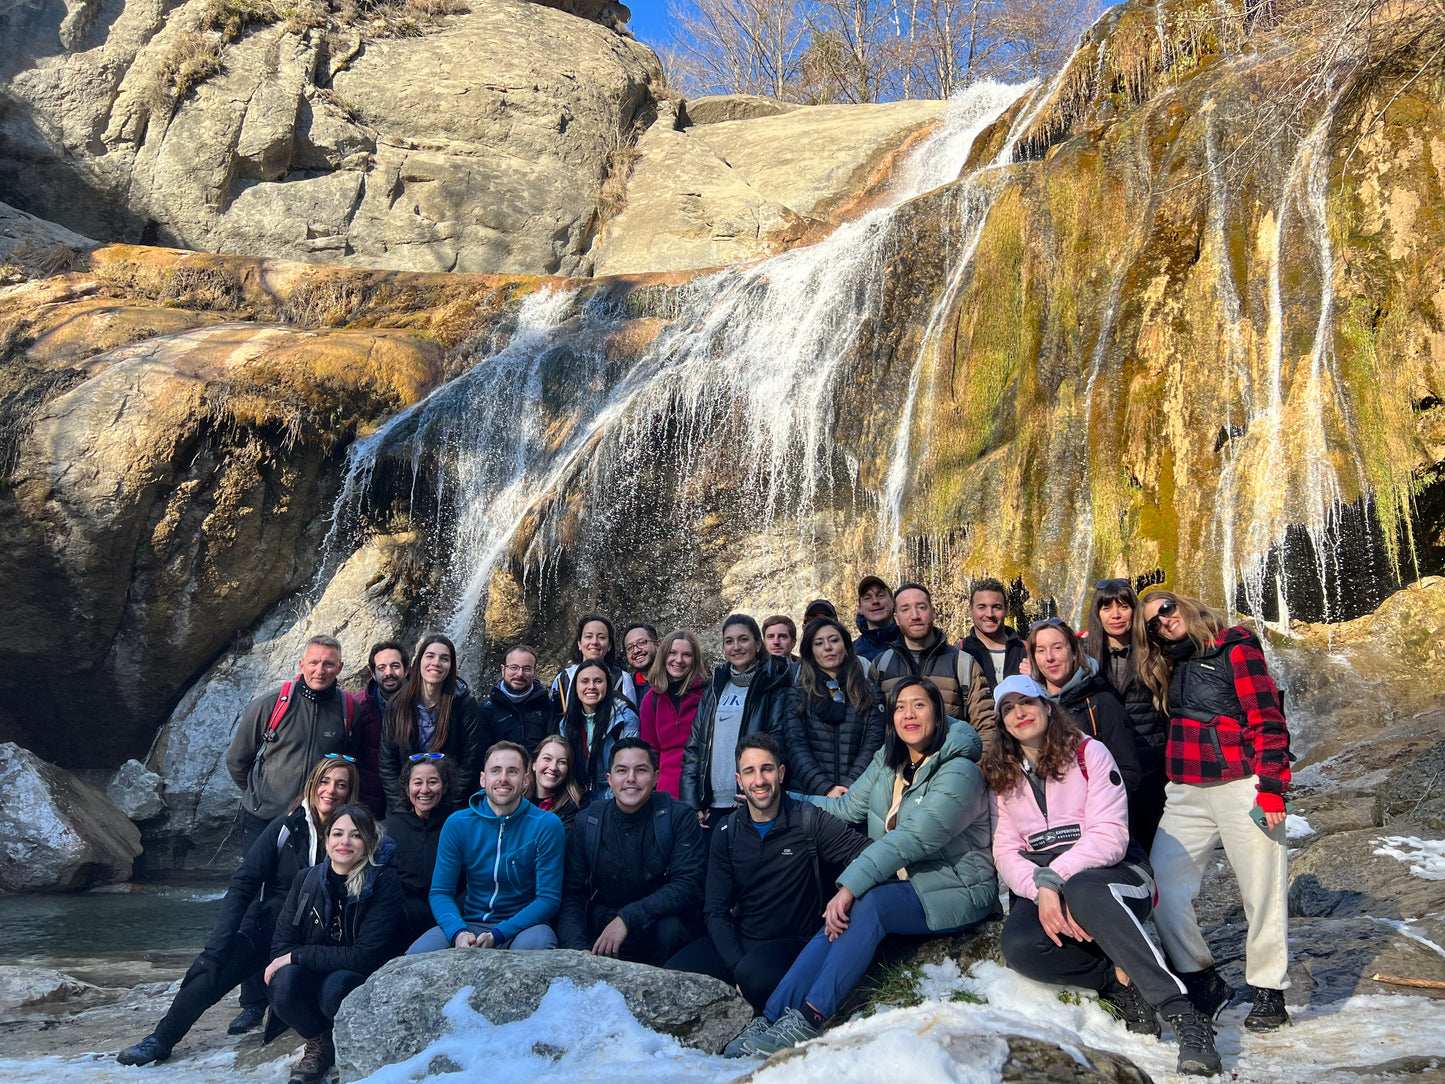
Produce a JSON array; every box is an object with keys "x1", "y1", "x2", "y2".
[{"x1": 1170, "y1": 1012, "x2": 1215, "y2": 1048}]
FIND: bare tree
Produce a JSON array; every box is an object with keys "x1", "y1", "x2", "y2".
[{"x1": 666, "y1": 0, "x2": 812, "y2": 99}]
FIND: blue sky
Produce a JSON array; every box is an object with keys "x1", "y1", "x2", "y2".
[{"x1": 627, "y1": 0, "x2": 672, "y2": 50}]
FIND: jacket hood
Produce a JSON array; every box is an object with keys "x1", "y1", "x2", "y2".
[
  {"x1": 856, "y1": 615, "x2": 899, "y2": 641},
  {"x1": 467, "y1": 790, "x2": 533, "y2": 821},
  {"x1": 905, "y1": 719, "x2": 983, "y2": 783},
  {"x1": 1046, "y1": 653, "x2": 1101, "y2": 702},
  {"x1": 490, "y1": 680, "x2": 549, "y2": 708},
  {"x1": 1214, "y1": 625, "x2": 1263, "y2": 652},
  {"x1": 372, "y1": 833, "x2": 398, "y2": 874}
]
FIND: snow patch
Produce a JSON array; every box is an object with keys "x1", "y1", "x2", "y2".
[
  {"x1": 1372, "y1": 836, "x2": 1445, "y2": 880},
  {"x1": 1285, "y1": 814, "x2": 1315, "y2": 839}
]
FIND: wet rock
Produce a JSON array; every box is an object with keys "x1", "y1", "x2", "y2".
[
  {"x1": 0, "y1": 743, "x2": 142, "y2": 891},
  {"x1": 0, "y1": 967, "x2": 100, "y2": 1013},
  {"x1": 1374, "y1": 738, "x2": 1445, "y2": 830},
  {"x1": 999, "y1": 1036, "x2": 1152, "y2": 1083},
  {"x1": 333, "y1": 949, "x2": 752, "y2": 1078},
  {"x1": 106, "y1": 760, "x2": 166, "y2": 822}
]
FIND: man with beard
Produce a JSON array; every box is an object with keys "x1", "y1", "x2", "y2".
[
  {"x1": 353, "y1": 641, "x2": 409, "y2": 817},
  {"x1": 475, "y1": 645, "x2": 554, "y2": 752},
  {"x1": 665, "y1": 733, "x2": 867, "y2": 1014},
  {"x1": 957, "y1": 578, "x2": 1027, "y2": 692}
]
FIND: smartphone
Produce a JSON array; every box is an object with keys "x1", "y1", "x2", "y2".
[{"x1": 1250, "y1": 800, "x2": 1295, "y2": 830}]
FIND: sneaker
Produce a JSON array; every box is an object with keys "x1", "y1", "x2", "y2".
[
  {"x1": 722, "y1": 1015, "x2": 773, "y2": 1057},
  {"x1": 1101, "y1": 979, "x2": 1160, "y2": 1037},
  {"x1": 1243, "y1": 986, "x2": 1290, "y2": 1031},
  {"x1": 288, "y1": 1031, "x2": 335, "y2": 1084},
  {"x1": 117, "y1": 1033, "x2": 173, "y2": 1066},
  {"x1": 1166, "y1": 1008, "x2": 1223, "y2": 1076},
  {"x1": 227, "y1": 1005, "x2": 266, "y2": 1034},
  {"x1": 1179, "y1": 966, "x2": 1234, "y2": 1022},
  {"x1": 745, "y1": 1006, "x2": 823, "y2": 1057}
]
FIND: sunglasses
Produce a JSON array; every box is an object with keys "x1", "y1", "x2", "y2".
[
  {"x1": 1145, "y1": 598, "x2": 1179, "y2": 634},
  {"x1": 1094, "y1": 578, "x2": 1131, "y2": 591},
  {"x1": 408, "y1": 752, "x2": 445, "y2": 763},
  {"x1": 323, "y1": 753, "x2": 356, "y2": 763},
  {"x1": 1029, "y1": 616, "x2": 1067, "y2": 632}
]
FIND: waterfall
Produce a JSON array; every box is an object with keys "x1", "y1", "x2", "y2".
[{"x1": 317, "y1": 80, "x2": 1029, "y2": 653}]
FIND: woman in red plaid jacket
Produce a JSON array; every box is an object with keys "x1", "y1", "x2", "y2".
[{"x1": 1137, "y1": 590, "x2": 1292, "y2": 1034}]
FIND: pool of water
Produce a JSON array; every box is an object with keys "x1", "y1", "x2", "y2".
[{"x1": 0, "y1": 882, "x2": 226, "y2": 983}]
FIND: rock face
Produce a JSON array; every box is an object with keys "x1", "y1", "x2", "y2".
[
  {"x1": 0, "y1": 200, "x2": 94, "y2": 282},
  {"x1": 333, "y1": 949, "x2": 753, "y2": 1078},
  {"x1": 106, "y1": 760, "x2": 166, "y2": 822},
  {"x1": 0, "y1": 0, "x2": 661, "y2": 275},
  {"x1": 0, "y1": 743, "x2": 142, "y2": 891},
  {"x1": 684, "y1": 94, "x2": 801, "y2": 126},
  {"x1": 590, "y1": 98, "x2": 946, "y2": 275}
]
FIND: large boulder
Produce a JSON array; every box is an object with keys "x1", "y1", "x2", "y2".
[
  {"x1": 0, "y1": 967, "x2": 100, "y2": 1013},
  {"x1": 0, "y1": 743, "x2": 142, "y2": 891},
  {"x1": 589, "y1": 98, "x2": 946, "y2": 275},
  {"x1": 0, "y1": 200, "x2": 94, "y2": 282},
  {"x1": 0, "y1": 0, "x2": 661, "y2": 275},
  {"x1": 333, "y1": 949, "x2": 753, "y2": 1078}
]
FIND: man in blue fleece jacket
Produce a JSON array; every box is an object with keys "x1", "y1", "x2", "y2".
[{"x1": 406, "y1": 740, "x2": 564, "y2": 952}]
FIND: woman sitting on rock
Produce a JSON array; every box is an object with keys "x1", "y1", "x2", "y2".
[
  {"x1": 1026, "y1": 617, "x2": 1141, "y2": 800},
  {"x1": 783, "y1": 616, "x2": 885, "y2": 796},
  {"x1": 1085, "y1": 578, "x2": 1169, "y2": 848},
  {"x1": 381, "y1": 753, "x2": 456, "y2": 945},
  {"x1": 562, "y1": 659, "x2": 640, "y2": 799},
  {"x1": 1138, "y1": 589, "x2": 1293, "y2": 1032},
  {"x1": 638, "y1": 630, "x2": 707, "y2": 799},
  {"x1": 380, "y1": 633, "x2": 483, "y2": 813},
  {"x1": 726, "y1": 677, "x2": 995, "y2": 1057},
  {"x1": 116, "y1": 755, "x2": 360, "y2": 1067},
  {"x1": 525, "y1": 733, "x2": 587, "y2": 829},
  {"x1": 984, "y1": 675, "x2": 1220, "y2": 1077},
  {"x1": 265, "y1": 802, "x2": 404, "y2": 1084},
  {"x1": 550, "y1": 612, "x2": 638, "y2": 716}
]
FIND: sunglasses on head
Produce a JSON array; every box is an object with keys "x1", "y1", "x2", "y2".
[
  {"x1": 1145, "y1": 598, "x2": 1179, "y2": 634},
  {"x1": 409, "y1": 752, "x2": 445, "y2": 763},
  {"x1": 323, "y1": 753, "x2": 356, "y2": 763},
  {"x1": 1094, "y1": 578, "x2": 1131, "y2": 591},
  {"x1": 1029, "y1": 616, "x2": 1067, "y2": 632}
]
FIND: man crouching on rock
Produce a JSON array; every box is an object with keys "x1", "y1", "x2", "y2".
[
  {"x1": 405, "y1": 741, "x2": 564, "y2": 953},
  {"x1": 558, "y1": 737, "x2": 706, "y2": 963}
]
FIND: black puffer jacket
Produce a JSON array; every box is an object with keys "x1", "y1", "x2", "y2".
[
  {"x1": 202, "y1": 805, "x2": 323, "y2": 963},
  {"x1": 475, "y1": 680, "x2": 555, "y2": 754},
  {"x1": 1048, "y1": 660, "x2": 1142, "y2": 795},
  {"x1": 380, "y1": 805, "x2": 454, "y2": 900},
  {"x1": 1100, "y1": 647, "x2": 1168, "y2": 768},
  {"x1": 270, "y1": 836, "x2": 405, "y2": 976},
  {"x1": 379, "y1": 679, "x2": 485, "y2": 813},
  {"x1": 679, "y1": 657, "x2": 792, "y2": 810},
  {"x1": 782, "y1": 682, "x2": 886, "y2": 795}
]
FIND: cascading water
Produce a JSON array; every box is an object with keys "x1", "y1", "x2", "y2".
[{"x1": 319, "y1": 80, "x2": 1029, "y2": 654}]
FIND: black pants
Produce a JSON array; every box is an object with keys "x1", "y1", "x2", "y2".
[
  {"x1": 400, "y1": 896, "x2": 436, "y2": 949},
  {"x1": 665, "y1": 934, "x2": 810, "y2": 1013},
  {"x1": 1130, "y1": 763, "x2": 1169, "y2": 853},
  {"x1": 236, "y1": 809, "x2": 274, "y2": 1010},
  {"x1": 154, "y1": 923, "x2": 271, "y2": 1047},
  {"x1": 267, "y1": 966, "x2": 365, "y2": 1039},
  {"x1": 1000, "y1": 862, "x2": 1191, "y2": 1015},
  {"x1": 580, "y1": 910, "x2": 699, "y2": 966}
]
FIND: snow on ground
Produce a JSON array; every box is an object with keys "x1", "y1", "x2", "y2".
[
  {"x1": 5, "y1": 961, "x2": 1445, "y2": 1084},
  {"x1": 1285, "y1": 814, "x2": 1315, "y2": 840},
  {"x1": 1373, "y1": 836, "x2": 1445, "y2": 880}
]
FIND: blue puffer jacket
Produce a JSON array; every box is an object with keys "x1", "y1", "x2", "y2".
[
  {"x1": 805, "y1": 720, "x2": 996, "y2": 931},
  {"x1": 428, "y1": 792, "x2": 564, "y2": 946}
]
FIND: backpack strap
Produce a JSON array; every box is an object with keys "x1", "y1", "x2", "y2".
[
  {"x1": 264, "y1": 681, "x2": 296, "y2": 742},
  {"x1": 796, "y1": 799, "x2": 822, "y2": 897},
  {"x1": 1076, "y1": 736, "x2": 1091, "y2": 780},
  {"x1": 954, "y1": 649, "x2": 976, "y2": 692},
  {"x1": 342, "y1": 691, "x2": 356, "y2": 737}
]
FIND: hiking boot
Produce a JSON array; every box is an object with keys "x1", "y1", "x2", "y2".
[
  {"x1": 745, "y1": 1006, "x2": 823, "y2": 1057},
  {"x1": 1166, "y1": 1007, "x2": 1223, "y2": 1076},
  {"x1": 1243, "y1": 986, "x2": 1290, "y2": 1031},
  {"x1": 1101, "y1": 979, "x2": 1160, "y2": 1037},
  {"x1": 117, "y1": 1033, "x2": 173, "y2": 1066},
  {"x1": 722, "y1": 1014, "x2": 773, "y2": 1057},
  {"x1": 1179, "y1": 966, "x2": 1234, "y2": 1022},
  {"x1": 288, "y1": 1031, "x2": 335, "y2": 1084},
  {"x1": 227, "y1": 1004, "x2": 266, "y2": 1034}
]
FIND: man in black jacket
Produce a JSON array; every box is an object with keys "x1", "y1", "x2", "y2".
[
  {"x1": 475, "y1": 645, "x2": 554, "y2": 752},
  {"x1": 666, "y1": 733, "x2": 868, "y2": 1012},
  {"x1": 958, "y1": 577, "x2": 1027, "y2": 692},
  {"x1": 558, "y1": 738, "x2": 704, "y2": 963}
]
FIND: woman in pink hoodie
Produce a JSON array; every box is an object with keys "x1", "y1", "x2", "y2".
[
  {"x1": 639, "y1": 630, "x2": 707, "y2": 798},
  {"x1": 983, "y1": 675, "x2": 1220, "y2": 1078}
]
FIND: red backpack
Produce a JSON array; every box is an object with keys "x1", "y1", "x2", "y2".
[{"x1": 263, "y1": 679, "x2": 358, "y2": 743}]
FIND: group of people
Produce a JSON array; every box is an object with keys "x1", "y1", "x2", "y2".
[{"x1": 117, "y1": 575, "x2": 1292, "y2": 1081}]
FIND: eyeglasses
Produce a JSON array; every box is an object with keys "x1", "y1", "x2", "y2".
[
  {"x1": 502, "y1": 664, "x2": 536, "y2": 674},
  {"x1": 408, "y1": 752, "x2": 445, "y2": 763},
  {"x1": 1094, "y1": 578, "x2": 1131, "y2": 591},
  {"x1": 323, "y1": 753, "x2": 356, "y2": 763},
  {"x1": 1145, "y1": 598, "x2": 1179, "y2": 634},
  {"x1": 1029, "y1": 617, "x2": 1067, "y2": 632}
]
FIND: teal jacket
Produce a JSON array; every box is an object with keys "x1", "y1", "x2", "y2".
[{"x1": 805, "y1": 720, "x2": 996, "y2": 931}]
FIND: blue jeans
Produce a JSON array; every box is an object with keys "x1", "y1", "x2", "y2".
[
  {"x1": 405, "y1": 921, "x2": 557, "y2": 953},
  {"x1": 765, "y1": 880, "x2": 969, "y2": 1021}
]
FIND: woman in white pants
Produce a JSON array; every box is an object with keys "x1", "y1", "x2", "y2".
[{"x1": 1137, "y1": 590, "x2": 1292, "y2": 1031}]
